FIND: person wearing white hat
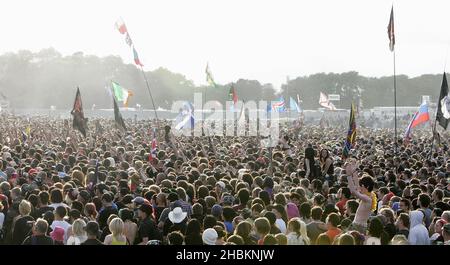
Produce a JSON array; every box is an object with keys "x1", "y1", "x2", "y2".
[
  {"x1": 169, "y1": 207, "x2": 187, "y2": 224},
  {"x1": 164, "y1": 207, "x2": 188, "y2": 236},
  {"x1": 202, "y1": 228, "x2": 218, "y2": 245}
]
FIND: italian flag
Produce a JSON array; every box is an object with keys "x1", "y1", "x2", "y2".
[{"x1": 112, "y1": 81, "x2": 133, "y2": 107}]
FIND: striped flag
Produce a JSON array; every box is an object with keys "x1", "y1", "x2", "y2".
[
  {"x1": 387, "y1": 6, "x2": 395, "y2": 52},
  {"x1": 205, "y1": 63, "x2": 217, "y2": 87},
  {"x1": 133, "y1": 47, "x2": 144, "y2": 67},
  {"x1": 342, "y1": 103, "x2": 356, "y2": 159},
  {"x1": 111, "y1": 81, "x2": 133, "y2": 107},
  {"x1": 271, "y1": 97, "x2": 285, "y2": 112},
  {"x1": 319, "y1": 92, "x2": 337, "y2": 110}
]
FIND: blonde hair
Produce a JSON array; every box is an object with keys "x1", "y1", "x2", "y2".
[
  {"x1": 71, "y1": 170, "x2": 86, "y2": 186},
  {"x1": 109, "y1": 217, "x2": 124, "y2": 236},
  {"x1": 19, "y1": 200, "x2": 32, "y2": 216},
  {"x1": 72, "y1": 219, "x2": 87, "y2": 237}
]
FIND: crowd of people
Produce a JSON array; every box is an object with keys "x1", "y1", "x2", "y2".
[{"x1": 0, "y1": 112, "x2": 449, "y2": 245}]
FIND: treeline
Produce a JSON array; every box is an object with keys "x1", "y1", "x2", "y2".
[{"x1": 0, "y1": 48, "x2": 444, "y2": 110}]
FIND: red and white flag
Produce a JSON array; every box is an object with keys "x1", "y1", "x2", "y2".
[
  {"x1": 319, "y1": 92, "x2": 337, "y2": 110},
  {"x1": 115, "y1": 18, "x2": 128, "y2": 34}
]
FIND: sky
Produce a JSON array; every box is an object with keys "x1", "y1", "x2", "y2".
[{"x1": 1, "y1": 0, "x2": 449, "y2": 89}]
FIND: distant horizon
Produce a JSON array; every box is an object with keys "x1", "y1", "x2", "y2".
[{"x1": 2, "y1": 48, "x2": 448, "y2": 90}]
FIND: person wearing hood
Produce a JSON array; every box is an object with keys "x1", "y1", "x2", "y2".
[{"x1": 408, "y1": 210, "x2": 430, "y2": 245}]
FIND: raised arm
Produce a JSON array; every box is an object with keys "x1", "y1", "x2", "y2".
[{"x1": 345, "y1": 162, "x2": 371, "y2": 202}]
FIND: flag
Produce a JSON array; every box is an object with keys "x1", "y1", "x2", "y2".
[
  {"x1": 436, "y1": 72, "x2": 450, "y2": 130},
  {"x1": 175, "y1": 102, "x2": 195, "y2": 130},
  {"x1": 404, "y1": 112, "x2": 418, "y2": 145},
  {"x1": 21, "y1": 130, "x2": 27, "y2": 143},
  {"x1": 133, "y1": 47, "x2": 144, "y2": 67},
  {"x1": 149, "y1": 128, "x2": 157, "y2": 163},
  {"x1": 319, "y1": 92, "x2": 337, "y2": 110},
  {"x1": 125, "y1": 33, "x2": 133, "y2": 46},
  {"x1": 342, "y1": 103, "x2": 356, "y2": 159},
  {"x1": 205, "y1": 63, "x2": 216, "y2": 87},
  {"x1": 112, "y1": 81, "x2": 133, "y2": 107},
  {"x1": 387, "y1": 6, "x2": 395, "y2": 52},
  {"x1": 70, "y1": 87, "x2": 88, "y2": 137},
  {"x1": 410, "y1": 102, "x2": 430, "y2": 128},
  {"x1": 115, "y1": 18, "x2": 128, "y2": 34},
  {"x1": 229, "y1": 84, "x2": 238, "y2": 105},
  {"x1": 25, "y1": 125, "x2": 31, "y2": 137},
  {"x1": 271, "y1": 97, "x2": 285, "y2": 112},
  {"x1": 290, "y1": 97, "x2": 301, "y2": 112},
  {"x1": 113, "y1": 95, "x2": 127, "y2": 132}
]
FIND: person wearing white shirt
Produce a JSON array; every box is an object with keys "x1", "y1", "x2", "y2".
[{"x1": 50, "y1": 206, "x2": 71, "y2": 244}]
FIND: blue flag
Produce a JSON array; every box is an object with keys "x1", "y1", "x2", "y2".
[{"x1": 289, "y1": 97, "x2": 301, "y2": 112}]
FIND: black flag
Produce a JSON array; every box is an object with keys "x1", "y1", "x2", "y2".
[
  {"x1": 70, "y1": 87, "x2": 88, "y2": 137},
  {"x1": 113, "y1": 95, "x2": 127, "y2": 132},
  {"x1": 436, "y1": 72, "x2": 450, "y2": 130}
]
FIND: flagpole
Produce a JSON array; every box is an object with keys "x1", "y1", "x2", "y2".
[
  {"x1": 393, "y1": 50, "x2": 398, "y2": 154},
  {"x1": 139, "y1": 66, "x2": 159, "y2": 120}
]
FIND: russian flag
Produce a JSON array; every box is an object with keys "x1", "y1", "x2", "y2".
[
  {"x1": 404, "y1": 102, "x2": 429, "y2": 144},
  {"x1": 411, "y1": 102, "x2": 430, "y2": 128}
]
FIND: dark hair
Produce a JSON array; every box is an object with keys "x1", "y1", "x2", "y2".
[
  {"x1": 119, "y1": 208, "x2": 134, "y2": 222},
  {"x1": 400, "y1": 198, "x2": 411, "y2": 210},
  {"x1": 263, "y1": 211, "x2": 277, "y2": 225},
  {"x1": 222, "y1": 207, "x2": 237, "y2": 222},
  {"x1": 340, "y1": 187, "x2": 351, "y2": 199},
  {"x1": 418, "y1": 193, "x2": 431, "y2": 208},
  {"x1": 69, "y1": 209, "x2": 81, "y2": 220},
  {"x1": 101, "y1": 192, "x2": 113, "y2": 203},
  {"x1": 237, "y1": 189, "x2": 250, "y2": 206},
  {"x1": 299, "y1": 202, "x2": 312, "y2": 219},
  {"x1": 50, "y1": 189, "x2": 63, "y2": 204},
  {"x1": 186, "y1": 218, "x2": 201, "y2": 236},
  {"x1": 55, "y1": 206, "x2": 67, "y2": 219},
  {"x1": 311, "y1": 206, "x2": 323, "y2": 221},
  {"x1": 203, "y1": 215, "x2": 217, "y2": 230},
  {"x1": 71, "y1": 201, "x2": 83, "y2": 214},
  {"x1": 38, "y1": 191, "x2": 50, "y2": 205},
  {"x1": 359, "y1": 176, "x2": 374, "y2": 192},
  {"x1": 368, "y1": 217, "x2": 383, "y2": 238},
  {"x1": 168, "y1": 231, "x2": 184, "y2": 245},
  {"x1": 326, "y1": 213, "x2": 340, "y2": 227},
  {"x1": 259, "y1": 191, "x2": 271, "y2": 207}
]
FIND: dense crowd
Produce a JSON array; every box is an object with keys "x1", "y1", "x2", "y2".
[{"x1": 0, "y1": 113, "x2": 449, "y2": 245}]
